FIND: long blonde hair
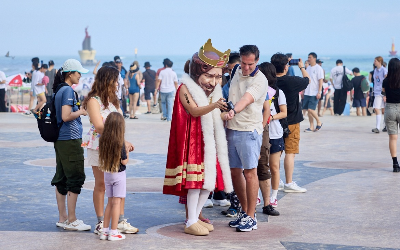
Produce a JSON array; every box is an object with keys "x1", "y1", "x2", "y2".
[{"x1": 99, "y1": 112, "x2": 125, "y2": 173}]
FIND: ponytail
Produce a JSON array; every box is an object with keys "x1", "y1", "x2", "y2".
[{"x1": 53, "y1": 68, "x2": 68, "y2": 92}]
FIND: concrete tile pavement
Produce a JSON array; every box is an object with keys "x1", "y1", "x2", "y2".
[{"x1": 0, "y1": 112, "x2": 399, "y2": 250}]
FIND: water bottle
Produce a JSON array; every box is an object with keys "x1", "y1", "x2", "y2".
[{"x1": 45, "y1": 109, "x2": 51, "y2": 124}]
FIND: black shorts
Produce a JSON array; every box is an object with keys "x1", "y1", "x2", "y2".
[
  {"x1": 144, "y1": 88, "x2": 155, "y2": 100},
  {"x1": 269, "y1": 137, "x2": 285, "y2": 154}
]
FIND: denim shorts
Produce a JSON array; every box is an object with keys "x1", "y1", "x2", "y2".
[
  {"x1": 270, "y1": 137, "x2": 285, "y2": 154},
  {"x1": 302, "y1": 95, "x2": 318, "y2": 110},
  {"x1": 227, "y1": 129, "x2": 262, "y2": 170}
]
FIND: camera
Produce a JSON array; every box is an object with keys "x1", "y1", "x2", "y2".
[
  {"x1": 289, "y1": 59, "x2": 300, "y2": 66},
  {"x1": 220, "y1": 100, "x2": 235, "y2": 112}
]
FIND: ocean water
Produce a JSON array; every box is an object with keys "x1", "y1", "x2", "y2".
[{"x1": 0, "y1": 54, "x2": 395, "y2": 80}]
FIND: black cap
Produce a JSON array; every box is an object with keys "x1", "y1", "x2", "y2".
[
  {"x1": 114, "y1": 56, "x2": 121, "y2": 62},
  {"x1": 48, "y1": 60, "x2": 54, "y2": 66},
  {"x1": 144, "y1": 62, "x2": 151, "y2": 68},
  {"x1": 317, "y1": 59, "x2": 323, "y2": 64},
  {"x1": 115, "y1": 59, "x2": 122, "y2": 63}
]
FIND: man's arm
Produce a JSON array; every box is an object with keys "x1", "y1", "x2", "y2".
[
  {"x1": 317, "y1": 78, "x2": 323, "y2": 99},
  {"x1": 174, "y1": 81, "x2": 178, "y2": 90}
]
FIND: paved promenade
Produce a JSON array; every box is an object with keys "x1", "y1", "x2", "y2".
[{"x1": 0, "y1": 110, "x2": 399, "y2": 250}]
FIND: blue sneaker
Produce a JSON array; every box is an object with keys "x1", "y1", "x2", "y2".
[
  {"x1": 228, "y1": 211, "x2": 246, "y2": 228},
  {"x1": 236, "y1": 215, "x2": 257, "y2": 232}
]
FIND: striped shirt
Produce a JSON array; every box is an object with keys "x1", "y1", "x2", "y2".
[{"x1": 55, "y1": 85, "x2": 82, "y2": 140}]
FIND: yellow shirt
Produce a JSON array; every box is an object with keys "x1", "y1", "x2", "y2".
[{"x1": 227, "y1": 68, "x2": 268, "y2": 134}]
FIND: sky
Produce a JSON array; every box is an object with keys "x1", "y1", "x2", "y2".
[{"x1": 0, "y1": 0, "x2": 399, "y2": 57}]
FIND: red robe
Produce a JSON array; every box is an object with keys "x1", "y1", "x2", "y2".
[{"x1": 163, "y1": 85, "x2": 224, "y2": 196}]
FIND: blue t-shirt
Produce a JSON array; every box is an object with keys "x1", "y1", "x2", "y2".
[{"x1": 54, "y1": 85, "x2": 83, "y2": 140}]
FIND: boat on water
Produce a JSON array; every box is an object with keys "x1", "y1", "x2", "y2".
[
  {"x1": 389, "y1": 38, "x2": 398, "y2": 57},
  {"x1": 78, "y1": 27, "x2": 97, "y2": 65}
]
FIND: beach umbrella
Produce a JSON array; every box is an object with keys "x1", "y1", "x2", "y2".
[{"x1": 6, "y1": 74, "x2": 24, "y2": 87}]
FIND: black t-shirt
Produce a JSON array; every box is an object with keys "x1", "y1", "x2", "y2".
[
  {"x1": 142, "y1": 69, "x2": 156, "y2": 90},
  {"x1": 276, "y1": 75, "x2": 310, "y2": 125},
  {"x1": 351, "y1": 75, "x2": 366, "y2": 100},
  {"x1": 119, "y1": 142, "x2": 127, "y2": 172},
  {"x1": 382, "y1": 78, "x2": 400, "y2": 103}
]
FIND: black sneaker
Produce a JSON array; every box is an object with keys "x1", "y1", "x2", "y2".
[
  {"x1": 262, "y1": 205, "x2": 280, "y2": 216},
  {"x1": 393, "y1": 164, "x2": 400, "y2": 172},
  {"x1": 382, "y1": 127, "x2": 387, "y2": 132}
]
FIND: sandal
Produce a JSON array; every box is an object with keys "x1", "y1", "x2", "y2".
[
  {"x1": 130, "y1": 116, "x2": 139, "y2": 119},
  {"x1": 314, "y1": 123, "x2": 323, "y2": 132},
  {"x1": 144, "y1": 111, "x2": 151, "y2": 114},
  {"x1": 304, "y1": 128, "x2": 313, "y2": 133}
]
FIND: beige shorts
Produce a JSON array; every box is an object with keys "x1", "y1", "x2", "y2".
[{"x1": 87, "y1": 148, "x2": 99, "y2": 167}]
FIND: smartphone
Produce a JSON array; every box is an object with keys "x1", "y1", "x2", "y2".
[{"x1": 289, "y1": 59, "x2": 300, "y2": 66}]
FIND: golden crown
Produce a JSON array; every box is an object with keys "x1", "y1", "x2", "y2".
[{"x1": 198, "y1": 39, "x2": 231, "y2": 68}]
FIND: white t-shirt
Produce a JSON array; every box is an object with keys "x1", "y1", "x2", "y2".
[
  {"x1": 330, "y1": 66, "x2": 353, "y2": 89},
  {"x1": 0, "y1": 71, "x2": 6, "y2": 90},
  {"x1": 158, "y1": 68, "x2": 178, "y2": 93},
  {"x1": 305, "y1": 64, "x2": 324, "y2": 96},
  {"x1": 269, "y1": 89, "x2": 287, "y2": 139},
  {"x1": 32, "y1": 71, "x2": 45, "y2": 94}
]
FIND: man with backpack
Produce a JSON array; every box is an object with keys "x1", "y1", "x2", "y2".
[
  {"x1": 330, "y1": 59, "x2": 353, "y2": 116},
  {"x1": 351, "y1": 67, "x2": 369, "y2": 116}
]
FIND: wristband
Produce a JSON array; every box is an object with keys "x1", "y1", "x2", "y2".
[
  {"x1": 271, "y1": 115, "x2": 274, "y2": 121},
  {"x1": 300, "y1": 67, "x2": 305, "y2": 70},
  {"x1": 233, "y1": 108, "x2": 237, "y2": 115}
]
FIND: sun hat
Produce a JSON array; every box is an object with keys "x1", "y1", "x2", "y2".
[{"x1": 61, "y1": 59, "x2": 89, "y2": 74}]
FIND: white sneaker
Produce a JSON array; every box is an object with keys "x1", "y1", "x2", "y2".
[
  {"x1": 278, "y1": 179, "x2": 284, "y2": 191},
  {"x1": 56, "y1": 219, "x2": 68, "y2": 228},
  {"x1": 284, "y1": 181, "x2": 307, "y2": 193},
  {"x1": 94, "y1": 220, "x2": 103, "y2": 235},
  {"x1": 99, "y1": 231, "x2": 109, "y2": 240},
  {"x1": 213, "y1": 199, "x2": 231, "y2": 207},
  {"x1": 64, "y1": 219, "x2": 91, "y2": 231},
  {"x1": 203, "y1": 199, "x2": 213, "y2": 208},
  {"x1": 108, "y1": 231, "x2": 126, "y2": 241},
  {"x1": 117, "y1": 219, "x2": 138, "y2": 234}
]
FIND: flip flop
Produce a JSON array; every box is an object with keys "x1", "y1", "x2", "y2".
[
  {"x1": 130, "y1": 116, "x2": 139, "y2": 119},
  {"x1": 304, "y1": 128, "x2": 313, "y2": 132},
  {"x1": 314, "y1": 123, "x2": 323, "y2": 132}
]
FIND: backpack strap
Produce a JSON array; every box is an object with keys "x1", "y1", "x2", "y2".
[{"x1": 231, "y1": 64, "x2": 240, "y2": 80}]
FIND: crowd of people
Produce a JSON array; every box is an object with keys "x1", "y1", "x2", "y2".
[{"x1": 4, "y1": 40, "x2": 400, "y2": 240}]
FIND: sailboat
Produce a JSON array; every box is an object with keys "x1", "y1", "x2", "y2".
[
  {"x1": 5, "y1": 51, "x2": 15, "y2": 59},
  {"x1": 389, "y1": 38, "x2": 398, "y2": 57}
]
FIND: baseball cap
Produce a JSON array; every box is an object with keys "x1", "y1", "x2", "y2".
[
  {"x1": 114, "y1": 55, "x2": 121, "y2": 62},
  {"x1": 115, "y1": 59, "x2": 122, "y2": 63},
  {"x1": 61, "y1": 59, "x2": 89, "y2": 74},
  {"x1": 317, "y1": 59, "x2": 323, "y2": 64}
]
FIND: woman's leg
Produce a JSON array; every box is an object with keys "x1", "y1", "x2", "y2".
[
  {"x1": 196, "y1": 189, "x2": 210, "y2": 219},
  {"x1": 67, "y1": 191, "x2": 78, "y2": 223},
  {"x1": 34, "y1": 94, "x2": 46, "y2": 112},
  {"x1": 132, "y1": 93, "x2": 139, "y2": 117},
  {"x1": 389, "y1": 134, "x2": 398, "y2": 158},
  {"x1": 129, "y1": 94, "x2": 134, "y2": 117},
  {"x1": 92, "y1": 166, "x2": 105, "y2": 218},
  {"x1": 55, "y1": 188, "x2": 67, "y2": 222}
]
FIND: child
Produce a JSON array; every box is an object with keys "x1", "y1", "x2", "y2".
[
  {"x1": 98, "y1": 112, "x2": 130, "y2": 241},
  {"x1": 321, "y1": 89, "x2": 333, "y2": 116},
  {"x1": 31, "y1": 64, "x2": 48, "y2": 116}
]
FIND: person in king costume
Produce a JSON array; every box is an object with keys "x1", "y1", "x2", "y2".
[{"x1": 163, "y1": 39, "x2": 234, "y2": 236}]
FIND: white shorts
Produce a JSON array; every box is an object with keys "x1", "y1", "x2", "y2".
[
  {"x1": 87, "y1": 148, "x2": 99, "y2": 166},
  {"x1": 373, "y1": 95, "x2": 385, "y2": 109}
]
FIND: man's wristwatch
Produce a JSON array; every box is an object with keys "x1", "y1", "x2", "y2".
[
  {"x1": 271, "y1": 115, "x2": 274, "y2": 121},
  {"x1": 233, "y1": 108, "x2": 237, "y2": 115}
]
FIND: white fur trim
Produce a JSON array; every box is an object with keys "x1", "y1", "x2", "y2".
[{"x1": 181, "y1": 74, "x2": 233, "y2": 193}]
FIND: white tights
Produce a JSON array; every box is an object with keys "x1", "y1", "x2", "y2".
[{"x1": 186, "y1": 189, "x2": 209, "y2": 227}]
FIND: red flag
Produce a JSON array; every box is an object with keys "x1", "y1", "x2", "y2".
[{"x1": 8, "y1": 75, "x2": 23, "y2": 87}]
